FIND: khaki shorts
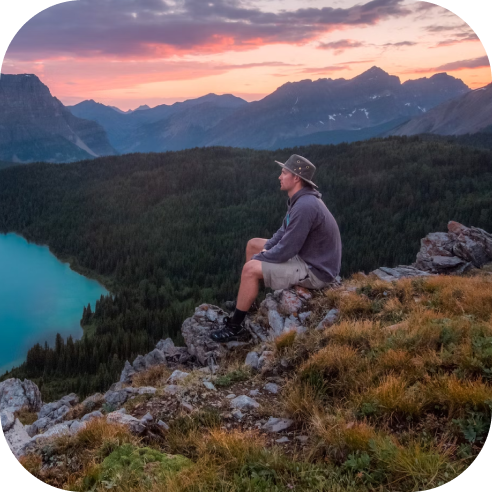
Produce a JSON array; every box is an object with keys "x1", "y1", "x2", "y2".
[{"x1": 261, "y1": 255, "x2": 336, "y2": 291}]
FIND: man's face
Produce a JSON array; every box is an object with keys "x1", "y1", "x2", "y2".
[{"x1": 279, "y1": 167, "x2": 298, "y2": 191}]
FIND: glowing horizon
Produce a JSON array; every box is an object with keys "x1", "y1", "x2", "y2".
[{"x1": 2, "y1": 0, "x2": 490, "y2": 111}]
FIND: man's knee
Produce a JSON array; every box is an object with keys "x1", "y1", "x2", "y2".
[{"x1": 242, "y1": 259, "x2": 263, "y2": 279}]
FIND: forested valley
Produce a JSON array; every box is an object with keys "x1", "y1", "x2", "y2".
[{"x1": 1, "y1": 136, "x2": 491, "y2": 400}]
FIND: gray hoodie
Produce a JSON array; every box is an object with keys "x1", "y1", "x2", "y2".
[{"x1": 252, "y1": 186, "x2": 342, "y2": 283}]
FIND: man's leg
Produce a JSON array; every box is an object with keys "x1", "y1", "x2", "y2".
[
  {"x1": 210, "y1": 253, "x2": 265, "y2": 342},
  {"x1": 245, "y1": 238, "x2": 268, "y2": 263},
  {"x1": 236, "y1": 259, "x2": 264, "y2": 311}
]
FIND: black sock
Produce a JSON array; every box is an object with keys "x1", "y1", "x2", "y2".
[{"x1": 231, "y1": 308, "x2": 248, "y2": 326}]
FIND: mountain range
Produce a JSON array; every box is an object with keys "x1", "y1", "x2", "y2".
[
  {"x1": 68, "y1": 67, "x2": 470, "y2": 153},
  {"x1": 2, "y1": 67, "x2": 491, "y2": 164},
  {"x1": 389, "y1": 84, "x2": 492, "y2": 136},
  {"x1": 0, "y1": 74, "x2": 116, "y2": 163}
]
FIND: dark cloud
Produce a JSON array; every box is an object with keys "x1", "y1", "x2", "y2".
[
  {"x1": 6, "y1": 0, "x2": 413, "y2": 61},
  {"x1": 409, "y1": 55, "x2": 490, "y2": 73},
  {"x1": 424, "y1": 23, "x2": 469, "y2": 33},
  {"x1": 431, "y1": 33, "x2": 480, "y2": 48},
  {"x1": 381, "y1": 41, "x2": 416, "y2": 47},
  {"x1": 296, "y1": 65, "x2": 350, "y2": 73},
  {"x1": 217, "y1": 61, "x2": 300, "y2": 70},
  {"x1": 317, "y1": 39, "x2": 365, "y2": 55}
]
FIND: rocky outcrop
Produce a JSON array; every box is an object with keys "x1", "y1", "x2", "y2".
[
  {"x1": 370, "y1": 221, "x2": 492, "y2": 281},
  {"x1": 0, "y1": 378, "x2": 43, "y2": 413}
]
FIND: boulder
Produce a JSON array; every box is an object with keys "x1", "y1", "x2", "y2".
[
  {"x1": 167, "y1": 370, "x2": 190, "y2": 384},
  {"x1": 316, "y1": 309, "x2": 340, "y2": 331},
  {"x1": 106, "y1": 411, "x2": 146, "y2": 434},
  {"x1": 132, "y1": 355, "x2": 147, "y2": 373},
  {"x1": 104, "y1": 390, "x2": 129, "y2": 407},
  {"x1": 120, "y1": 361, "x2": 136, "y2": 383},
  {"x1": 230, "y1": 395, "x2": 259, "y2": 411},
  {"x1": 3, "y1": 418, "x2": 31, "y2": 458},
  {"x1": 412, "y1": 221, "x2": 492, "y2": 274},
  {"x1": 0, "y1": 409, "x2": 15, "y2": 432},
  {"x1": 244, "y1": 351, "x2": 259, "y2": 370},
  {"x1": 156, "y1": 338, "x2": 175, "y2": 354},
  {"x1": 264, "y1": 383, "x2": 279, "y2": 394},
  {"x1": 69, "y1": 420, "x2": 87, "y2": 434},
  {"x1": 81, "y1": 411, "x2": 103, "y2": 422},
  {"x1": 0, "y1": 378, "x2": 42, "y2": 413},
  {"x1": 181, "y1": 304, "x2": 231, "y2": 365},
  {"x1": 137, "y1": 387, "x2": 156, "y2": 395},
  {"x1": 144, "y1": 349, "x2": 167, "y2": 368},
  {"x1": 262, "y1": 417, "x2": 294, "y2": 433}
]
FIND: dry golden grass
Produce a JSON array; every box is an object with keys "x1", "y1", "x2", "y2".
[
  {"x1": 274, "y1": 330, "x2": 297, "y2": 351},
  {"x1": 423, "y1": 374, "x2": 492, "y2": 417},
  {"x1": 310, "y1": 411, "x2": 378, "y2": 461},
  {"x1": 355, "y1": 374, "x2": 425, "y2": 417},
  {"x1": 281, "y1": 377, "x2": 323, "y2": 420},
  {"x1": 132, "y1": 364, "x2": 174, "y2": 388},
  {"x1": 14, "y1": 407, "x2": 38, "y2": 426},
  {"x1": 338, "y1": 291, "x2": 373, "y2": 319},
  {"x1": 424, "y1": 275, "x2": 492, "y2": 320}
]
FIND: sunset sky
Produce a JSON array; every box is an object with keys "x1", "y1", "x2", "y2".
[{"x1": 1, "y1": 0, "x2": 490, "y2": 111}]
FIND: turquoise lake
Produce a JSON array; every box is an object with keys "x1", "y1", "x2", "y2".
[{"x1": 0, "y1": 233, "x2": 108, "y2": 374}]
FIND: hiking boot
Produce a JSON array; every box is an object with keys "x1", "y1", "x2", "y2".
[{"x1": 210, "y1": 316, "x2": 251, "y2": 343}]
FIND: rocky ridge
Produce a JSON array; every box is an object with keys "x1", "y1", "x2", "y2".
[{"x1": 2, "y1": 220, "x2": 492, "y2": 461}]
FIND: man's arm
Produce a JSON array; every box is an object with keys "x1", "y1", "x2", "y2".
[
  {"x1": 263, "y1": 221, "x2": 286, "y2": 251},
  {"x1": 252, "y1": 201, "x2": 314, "y2": 263}
]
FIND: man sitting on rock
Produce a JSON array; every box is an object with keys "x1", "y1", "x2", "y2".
[{"x1": 210, "y1": 154, "x2": 342, "y2": 343}]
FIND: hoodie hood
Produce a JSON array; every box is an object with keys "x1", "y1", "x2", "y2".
[{"x1": 287, "y1": 187, "x2": 322, "y2": 209}]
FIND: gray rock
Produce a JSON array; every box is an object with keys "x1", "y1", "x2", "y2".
[
  {"x1": 120, "y1": 361, "x2": 136, "y2": 383},
  {"x1": 180, "y1": 402, "x2": 194, "y2": 413},
  {"x1": 156, "y1": 338, "x2": 175, "y2": 354},
  {"x1": 232, "y1": 410, "x2": 244, "y2": 420},
  {"x1": 283, "y1": 314, "x2": 302, "y2": 333},
  {"x1": 264, "y1": 383, "x2": 279, "y2": 394},
  {"x1": 316, "y1": 309, "x2": 340, "y2": 331},
  {"x1": 69, "y1": 420, "x2": 87, "y2": 434},
  {"x1": 0, "y1": 378, "x2": 43, "y2": 413},
  {"x1": 157, "y1": 420, "x2": 170, "y2": 431},
  {"x1": 296, "y1": 435, "x2": 309, "y2": 443},
  {"x1": 29, "y1": 416, "x2": 51, "y2": 435},
  {"x1": 60, "y1": 393, "x2": 79, "y2": 406},
  {"x1": 167, "y1": 370, "x2": 190, "y2": 384},
  {"x1": 181, "y1": 304, "x2": 230, "y2": 366},
  {"x1": 275, "y1": 436, "x2": 290, "y2": 443},
  {"x1": 141, "y1": 413, "x2": 153, "y2": 423},
  {"x1": 262, "y1": 417, "x2": 294, "y2": 433},
  {"x1": 225, "y1": 394, "x2": 236, "y2": 399},
  {"x1": 0, "y1": 409, "x2": 15, "y2": 432},
  {"x1": 249, "y1": 389, "x2": 260, "y2": 397},
  {"x1": 137, "y1": 386, "x2": 157, "y2": 395},
  {"x1": 81, "y1": 411, "x2": 103, "y2": 422},
  {"x1": 4, "y1": 418, "x2": 31, "y2": 458},
  {"x1": 106, "y1": 411, "x2": 146, "y2": 435},
  {"x1": 203, "y1": 381, "x2": 216, "y2": 391},
  {"x1": 411, "y1": 221, "x2": 492, "y2": 274},
  {"x1": 278, "y1": 290, "x2": 303, "y2": 316},
  {"x1": 244, "y1": 351, "x2": 259, "y2": 369},
  {"x1": 132, "y1": 355, "x2": 147, "y2": 373},
  {"x1": 163, "y1": 385, "x2": 180, "y2": 396},
  {"x1": 39, "y1": 422, "x2": 71, "y2": 439},
  {"x1": 144, "y1": 349, "x2": 167, "y2": 368},
  {"x1": 110, "y1": 382, "x2": 126, "y2": 392},
  {"x1": 298, "y1": 311, "x2": 312, "y2": 323},
  {"x1": 230, "y1": 395, "x2": 260, "y2": 411},
  {"x1": 104, "y1": 390, "x2": 129, "y2": 407}
]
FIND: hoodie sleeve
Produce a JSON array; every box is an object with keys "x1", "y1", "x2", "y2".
[
  {"x1": 263, "y1": 220, "x2": 286, "y2": 251},
  {"x1": 252, "y1": 198, "x2": 315, "y2": 263}
]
